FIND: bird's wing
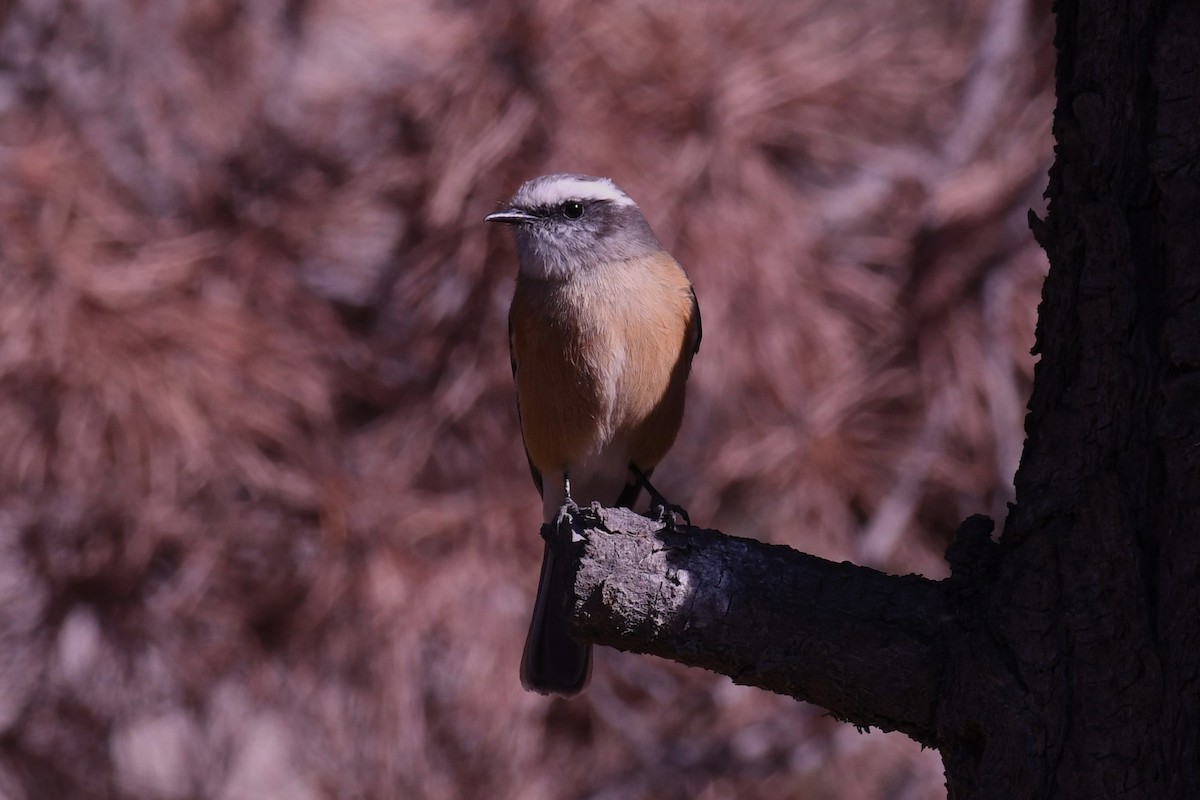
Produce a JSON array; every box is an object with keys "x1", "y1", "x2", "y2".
[
  {"x1": 619, "y1": 279, "x2": 700, "y2": 508},
  {"x1": 509, "y1": 311, "x2": 544, "y2": 498},
  {"x1": 688, "y1": 284, "x2": 702, "y2": 356}
]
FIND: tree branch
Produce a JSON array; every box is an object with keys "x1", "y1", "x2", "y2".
[{"x1": 560, "y1": 506, "x2": 946, "y2": 746}]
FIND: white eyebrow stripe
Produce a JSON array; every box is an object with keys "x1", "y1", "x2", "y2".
[{"x1": 516, "y1": 175, "x2": 636, "y2": 208}]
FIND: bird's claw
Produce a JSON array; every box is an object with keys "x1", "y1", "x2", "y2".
[
  {"x1": 555, "y1": 497, "x2": 581, "y2": 527},
  {"x1": 539, "y1": 498, "x2": 582, "y2": 545},
  {"x1": 650, "y1": 499, "x2": 691, "y2": 529}
]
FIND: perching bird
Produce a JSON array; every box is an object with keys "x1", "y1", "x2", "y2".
[{"x1": 486, "y1": 173, "x2": 701, "y2": 696}]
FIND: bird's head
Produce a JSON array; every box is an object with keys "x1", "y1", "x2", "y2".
[{"x1": 485, "y1": 173, "x2": 661, "y2": 280}]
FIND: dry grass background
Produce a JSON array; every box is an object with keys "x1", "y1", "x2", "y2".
[{"x1": 0, "y1": 0, "x2": 1053, "y2": 798}]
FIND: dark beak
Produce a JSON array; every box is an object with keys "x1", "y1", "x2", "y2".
[{"x1": 485, "y1": 208, "x2": 536, "y2": 224}]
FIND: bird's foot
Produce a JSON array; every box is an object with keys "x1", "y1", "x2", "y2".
[
  {"x1": 554, "y1": 472, "x2": 582, "y2": 527},
  {"x1": 629, "y1": 463, "x2": 691, "y2": 528},
  {"x1": 649, "y1": 498, "x2": 691, "y2": 529},
  {"x1": 539, "y1": 497, "x2": 582, "y2": 546},
  {"x1": 555, "y1": 497, "x2": 581, "y2": 527}
]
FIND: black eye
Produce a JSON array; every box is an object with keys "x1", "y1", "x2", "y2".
[{"x1": 562, "y1": 201, "x2": 584, "y2": 219}]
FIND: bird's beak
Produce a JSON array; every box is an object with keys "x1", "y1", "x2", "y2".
[{"x1": 485, "y1": 208, "x2": 536, "y2": 225}]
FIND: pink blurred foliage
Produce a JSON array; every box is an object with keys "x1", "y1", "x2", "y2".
[{"x1": 0, "y1": 0, "x2": 1052, "y2": 797}]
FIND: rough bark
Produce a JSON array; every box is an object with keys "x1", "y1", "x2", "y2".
[
  {"x1": 563, "y1": 506, "x2": 945, "y2": 745},
  {"x1": 944, "y1": 0, "x2": 1200, "y2": 796},
  {"x1": 561, "y1": 1, "x2": 1200, "y2": 797}
]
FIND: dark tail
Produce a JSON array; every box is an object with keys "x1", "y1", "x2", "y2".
[{"x1": 520, "y1": 542, "x2": 591, "y2": 695}]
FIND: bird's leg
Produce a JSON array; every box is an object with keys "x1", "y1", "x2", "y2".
[
  {"x1": 556, "y1": 471, "x2": 581, "y2": 526},
  {"x1": 629, "y1": 464, "x2": 691, "y2": 527}
]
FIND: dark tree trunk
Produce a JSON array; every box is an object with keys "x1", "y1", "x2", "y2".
[
  {"x1": 560, "y1": 1, "x2": 1200, "y2": 797},
  {"x1": 946, "y1": 0, "x2": 1200, "y2": 795}
]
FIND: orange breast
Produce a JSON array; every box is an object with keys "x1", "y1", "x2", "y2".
[
  {"x1": 509, "y1": 251, "x2": 699, "y2": 478},
  {"x1": 509, "y1": 281, "x2": 611, "y2": 474}
]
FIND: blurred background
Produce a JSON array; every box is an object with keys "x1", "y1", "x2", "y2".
[{"x1": 0, "y1": 0, "x2": 1053, "y2": 797}]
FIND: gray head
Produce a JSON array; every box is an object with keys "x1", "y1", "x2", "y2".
[{"x1": 485, "y1": 174, "x2": 662, "y2": 280}]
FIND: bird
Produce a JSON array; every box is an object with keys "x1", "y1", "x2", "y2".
[{"x1": 486, "y1": 173, "x2": 701, "y2": 696}]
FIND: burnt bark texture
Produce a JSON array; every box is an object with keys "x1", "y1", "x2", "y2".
[{"x1": 563, "y1": 1, "x2": 1200, "y2": 797}]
